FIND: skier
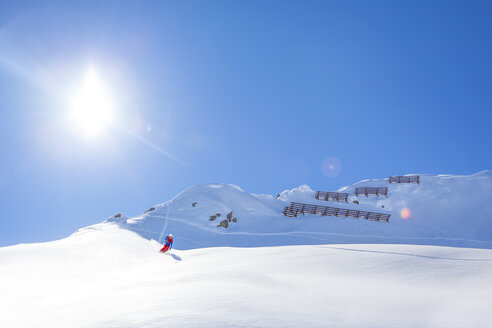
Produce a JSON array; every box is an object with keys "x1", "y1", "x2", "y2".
[{"x1": 160, "y1": 234, "x2": 173, "y2": 253}]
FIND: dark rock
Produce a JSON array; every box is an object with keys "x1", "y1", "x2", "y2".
[
  {"x1": 232, "y1": 218, "x2": 237, "y2": 223},
  {"x1": 217, "y1": 219, "x2": 229, "y2": 228},
  {"x1": 144, "y1": 207, "x2": 155, "y2": 213},
  {"x1": 353, "y1": 200, "x2": 359, "y2": 205},
  {"x1": 209, "y1": 215, "x2": 217, "y2": 221},
  {"x1": 192, "y1": 202, "x2": 198, "y2": 207},
  {"x1": 275, "y1": 194, "x2": 280, "y2": 200},
  {"x1": 216, "y1": 213, "x2": 221, "y2": 217},
  {"x1": 227, "y1": 211, "x2": 233, "y2": 220},
  {"x1": 381, "y1": 205, "x2": 385, "y2": 208},
  {"x1": 105, "y1": 213, "x2": 127, "y2": 224}
]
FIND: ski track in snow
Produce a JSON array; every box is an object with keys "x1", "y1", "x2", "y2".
[{"x1": 146, "y1": 214, "x2": 492, "y2": 245}]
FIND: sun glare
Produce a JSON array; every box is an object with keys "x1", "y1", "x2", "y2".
[{"x1": 69, "y1": 67, "x2": 114, "y2": 137}]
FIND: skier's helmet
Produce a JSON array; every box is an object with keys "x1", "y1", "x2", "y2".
[{"x1": 169, "y1": 234, "x2": 173, "y2": 238}]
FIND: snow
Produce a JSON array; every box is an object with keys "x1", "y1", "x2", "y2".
[
  {"x1": 117, "y1": 171, "x2": 492, "y2": 249},
  {"x1": 1, "y1": 171, "x2": 492, "y2": 327},
  {"x1": 1, "y1": 224, "x2": 492, "y2": 328}
]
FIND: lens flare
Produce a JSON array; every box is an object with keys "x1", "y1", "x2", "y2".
[
  {"x1": 322, "y1": 157, "x2": 342, "y2": 178},
  {"x1": 400, "y1": 208, "x2": 412, "y2": 220}
]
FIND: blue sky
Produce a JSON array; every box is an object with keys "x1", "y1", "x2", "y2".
[{"x1": 0, "y1": 0, "x2": 491, "y2": 246}]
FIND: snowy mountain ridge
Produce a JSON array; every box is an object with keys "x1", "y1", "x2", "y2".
[{"x1": 96, "y1": 170, "x2": 492, "y2": 249}]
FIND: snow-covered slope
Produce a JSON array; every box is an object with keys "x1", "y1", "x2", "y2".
[
  {"x1": 1, "y1": 224, "x2": 492, "y2": 328},
  {"x1": 108, "y1": 171, "x2": 492, "y2": 249},
  {"x1": 2, "y1": 171, "x2": 492, "y2": 327}
]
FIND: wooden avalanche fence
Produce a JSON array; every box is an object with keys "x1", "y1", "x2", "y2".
[
  {"x1": 355, "y1": 187, "x2": 388, "y2": 197},
  {"x1": 388, "y1": 175, "x2": 420, "y2": 184},
  {"x1": 315, "y1": 191, "x2": 348, "y2": 203},
  {"x1": 282, "y1": 202, "x2": 390, "y2": 222}
]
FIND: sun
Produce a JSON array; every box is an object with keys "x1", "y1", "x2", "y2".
[{"x1": 69, "y1": 67, "x2": 114, "y2": 137}]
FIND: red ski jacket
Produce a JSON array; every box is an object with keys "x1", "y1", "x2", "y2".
[{"x1": 160, "y1": 236, "x2": 173, "y2": 252}]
